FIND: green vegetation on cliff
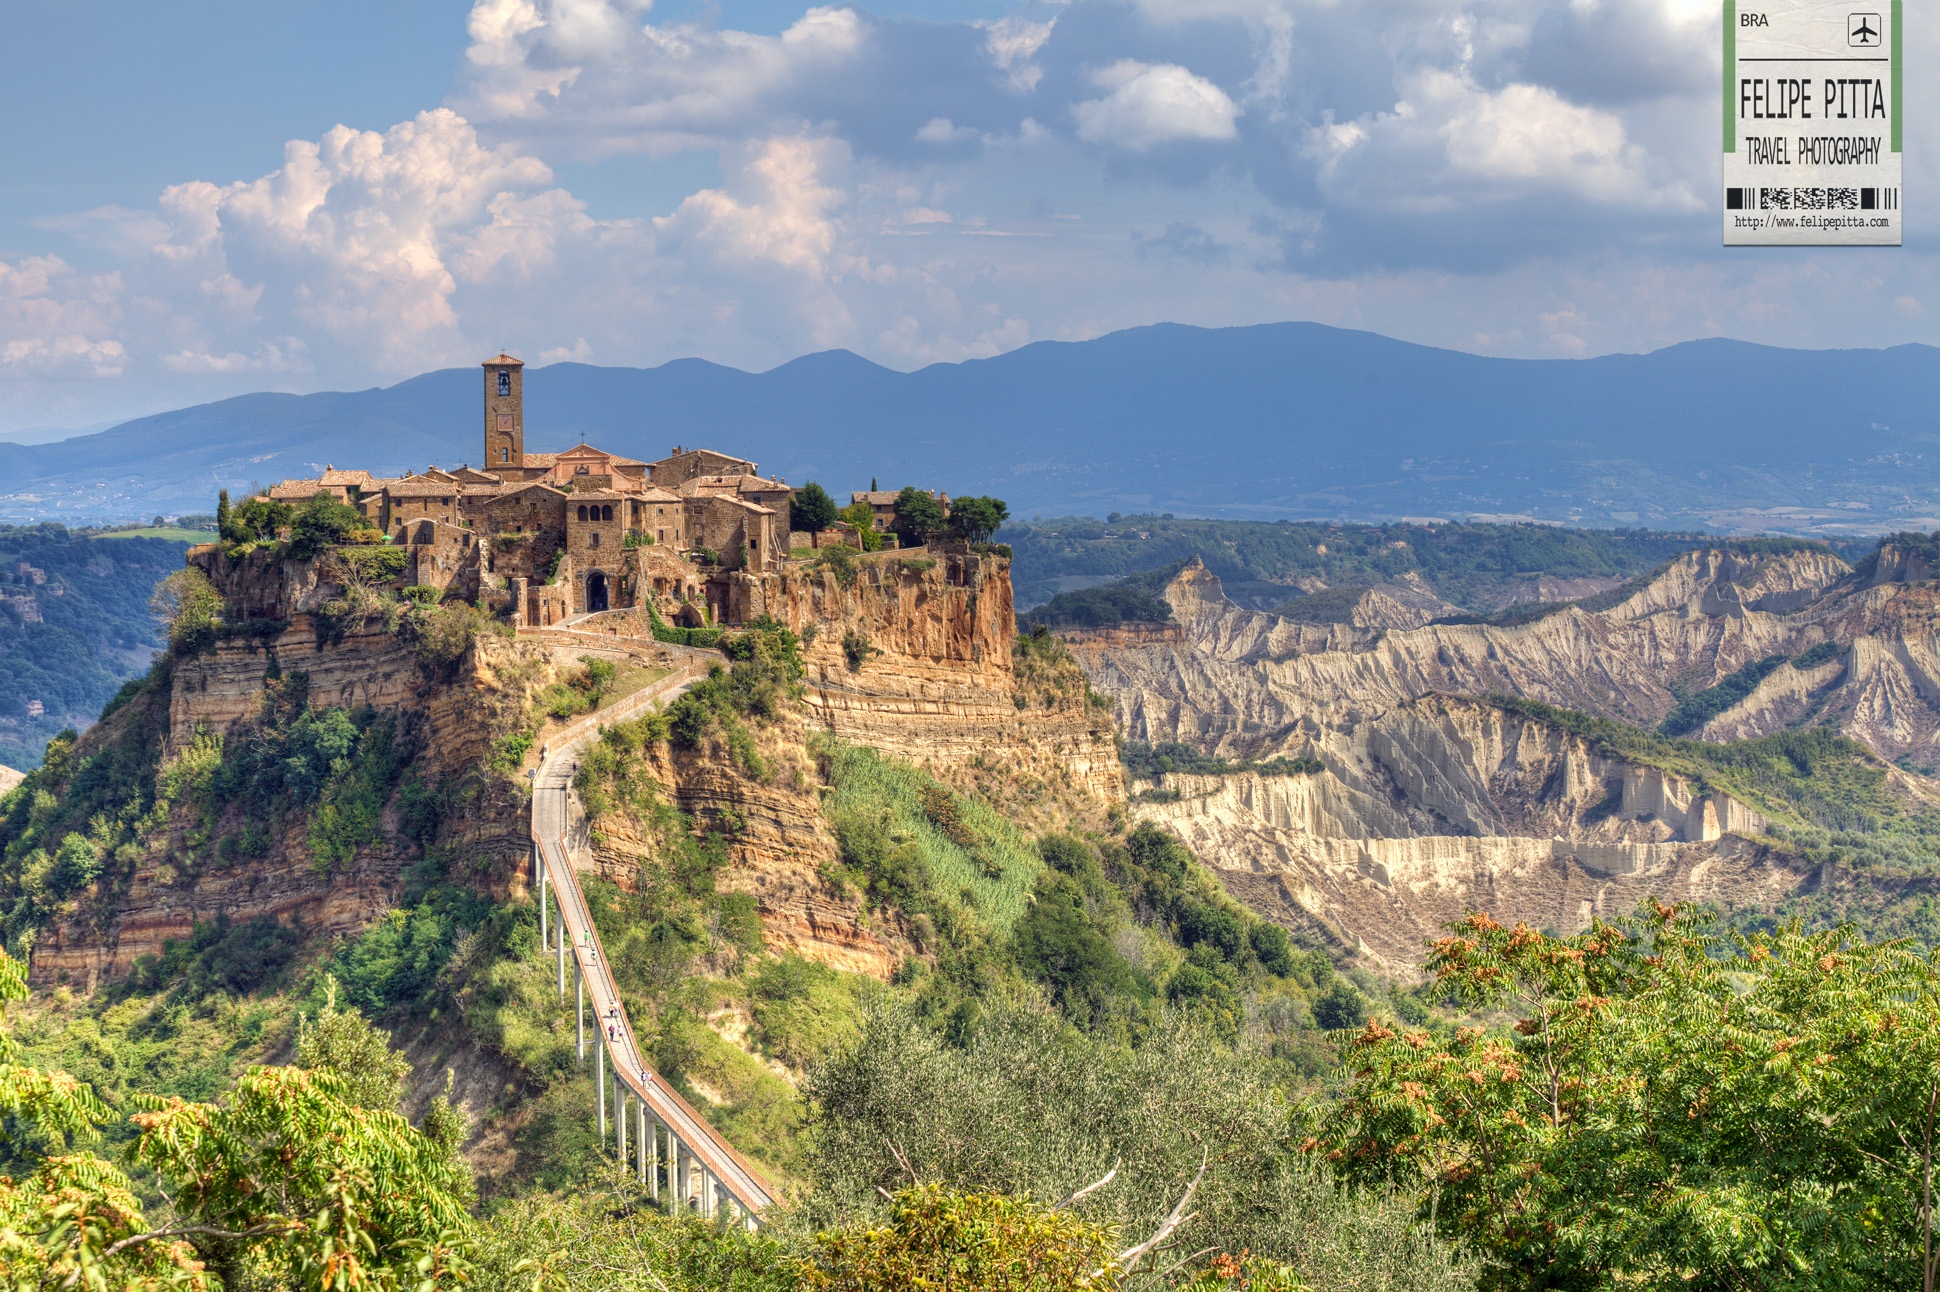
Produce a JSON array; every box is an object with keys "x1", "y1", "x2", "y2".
[{"x1": 1488, "y1": 695, "x2": 1940, "y2": 874}]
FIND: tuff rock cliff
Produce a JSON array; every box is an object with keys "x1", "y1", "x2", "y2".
[{"x1": 27, "y1": 547, "x2": 1113, "y2": 988}]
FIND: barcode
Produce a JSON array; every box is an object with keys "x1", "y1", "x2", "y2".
[{"x1": 1727, "y1": 187, "x2": 1897, "y2": 211}]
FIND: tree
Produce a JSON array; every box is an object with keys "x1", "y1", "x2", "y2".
[
  {"x1": 801, "y1": 996, "x2": 1473, "y2": 1290},
  {"x1": 947, "y1": 495, "x2": 1009, "y2": 544},
  {"x1": 231, "y1": 497, "x2": 293, "y2": 543},
  {"x1": 287, "y1": 493, "x2": 366, "y2": 560},
  {"x1": 791, "y1": 481, "x2": 839, "y2": 534},
  {"x1": 836, "y1": 502, "x2": 885, "y2": 552},
  {"x1": 890, "y1": 488, "x2": 946, "y2": 545},
  {"x1": 0, "y1": 946, "x2": 475, "y2": 1291},
  {"x1": 48, "y1": 831, "x2": 102, "y2": 896},
  {"x1": 149, "y1": 567, "x2": 224, "y2": 651},
  {"x1": 1313, "y1": 901, "x2": 1940, "y2": 1291},
  {"x1": 800, "y1": 1185, "x2": 1114, "y2": 1292},
  {"x1": 295, "y1": 977, "x2": 410, "y2": 1113},
  {"x1": 215, "y1": 489, "x2": 239, "y2": 544}
]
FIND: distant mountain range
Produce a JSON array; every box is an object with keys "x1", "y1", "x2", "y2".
[{"x1": 2, "y1": 323, "x2": 1934, "y2": 534}]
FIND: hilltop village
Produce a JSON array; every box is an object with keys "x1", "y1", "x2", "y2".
[{"x1": 250, "y1": 354, "x2": 949, "y2": 627}]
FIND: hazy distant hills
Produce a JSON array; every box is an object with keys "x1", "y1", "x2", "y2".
[{"x1": 3, "y1": 323, "x2": 1934, "y2": 533}]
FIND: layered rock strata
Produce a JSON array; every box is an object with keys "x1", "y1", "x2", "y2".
[{"x1": 1070, "y1": 548, "x2": 1940, "y2": 966}]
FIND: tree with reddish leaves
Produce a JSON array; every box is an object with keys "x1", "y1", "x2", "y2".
[{"x1": 1311, "y1": 900, "x2": 1940, "y2": 1290}]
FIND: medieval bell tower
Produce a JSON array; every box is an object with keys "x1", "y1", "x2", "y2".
[{"x1": 483, "y1": 353, "x2": 525, "y2": 471}]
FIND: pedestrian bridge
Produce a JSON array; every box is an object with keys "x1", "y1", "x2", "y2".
[{"x1": 527, "y1": 662, "x2": 775, "y2": 1225}]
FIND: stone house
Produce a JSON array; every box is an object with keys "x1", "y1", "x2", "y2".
[{"x1": 849, "y1": 489, "x2": 950, "y2": 530}]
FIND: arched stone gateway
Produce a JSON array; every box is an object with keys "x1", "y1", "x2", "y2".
[{"x1": 587, "y1": 570, "x2": 610, "y2": 613}]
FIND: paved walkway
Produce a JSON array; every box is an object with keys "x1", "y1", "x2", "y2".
[{"x1": 531, "y1": 665, "x2": 777, "y2": 1219}]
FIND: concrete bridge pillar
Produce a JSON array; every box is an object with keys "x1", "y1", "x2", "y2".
[
  {"x1": 555, "y1": 898, "x2": 565, "y2": 996},
  {"x1": 616, "y1": 1079, "x2": 626, "y2": 1159},
  {"x1": 534, "y1": 848, "x2": 546, "y2": 948},
  {"x1": 575, "y1": 965, "x2": 584, "y2": 1063},
  {"x1": 637, "y1": 1101, "x2": 651, "y2": 1188}
]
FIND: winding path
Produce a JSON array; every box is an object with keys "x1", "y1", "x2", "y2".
[{"x1": 527, "y1": 658, "x2": 777, "y2": 1223}]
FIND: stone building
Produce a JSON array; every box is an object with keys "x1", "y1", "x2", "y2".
[
  {"x1": 243, "y1": 353, "x2": 884, "y2": 622},
  {"x1": 849, "y1": 489, "x2": 950, "y2": 530}
]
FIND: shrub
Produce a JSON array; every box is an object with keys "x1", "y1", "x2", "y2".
[
  {"x1": 836, "y1": 503, "x2": 885, "y2": 552},
  {"x1": 338, "y1": 545, "x2": 408, "y2": 582},
  {"x1": 1311, "y1": 980, "x2": 1369, "y2": 1030},
  {"x1": 1793, "y1": 639, "x2": 1844, "y2": 670},
  {"x1": 841, "y1": 628, "x2": 874, "y2": 672},
  {"x1": 801, "y1": 1185, "x2": 1113, "y2": 1292},
  {"x1": 817, "y1": 545, "x2": 859, "y2": 587}
]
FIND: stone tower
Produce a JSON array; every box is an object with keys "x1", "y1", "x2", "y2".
[{"x1": 483, "y1": 354, "x2": 525, "y2": 470}]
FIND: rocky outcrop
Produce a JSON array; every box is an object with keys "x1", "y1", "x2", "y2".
[
  {"x1": 1081, "y1": 551, "x2": 1940, "y2": 762},
  {"x1": 748, "y1": 548, "x2": 1119, "y2": 800},
  {"x1": 35, "y1": 543, "x2": 1113, "y2": 989},
  {"x1": 1074, "y1": 549, "x2": 1940, "y2": 965},
  {"x1": 29, "y1": 627, "x2": 543, "y2": 989},
  {"x1": 1132, "y1": 697, "x2": 1781, "y2": 966}
]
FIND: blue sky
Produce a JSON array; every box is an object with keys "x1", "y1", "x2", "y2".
[{"x1": 2, "y1": 0, "x2": 1932, "y2": 435}]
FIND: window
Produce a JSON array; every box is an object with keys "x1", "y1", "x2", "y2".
[
  {"x1": 601, "y1": 505, "x2": 612, "y2": 522},
  {"x1": 500, "y1": 447, "x2": 508, "y2": 463},
  {"x1": 591, "y1": 532, "x2": 601, "y2": 548},
  {"x1": 658, "y1": 529, "x2": 665, "y2": 540},
  {"x1": 497, "y1": 369, "x2": 511, "y2": 396},
  {"x1": 577, "y1": 506, "x2": 588, "y2": 522}
]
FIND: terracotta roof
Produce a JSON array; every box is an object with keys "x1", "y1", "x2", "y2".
[
  {"x1": 851, "y1": 491, "x2": 902, "y2": 506},
  {"x1": 706, "y1": 495, "x2": 776, "y2": 515},
  {"x1": 483, "y1": 483, "x2": 567, "y2": 502},
  {"x1": 636, "y1": 487, "x2": 682, "y2": 503},
  {"x1": 565, "y1": 489, "x2": 628, "y2": 502},
  {"x1": 554, "y1": 442, "x2": 647, "y2": 468},
  {"x1": 520, "y1": 453, "x2": 560, "y2": 468},
  {"x1": 483, "y1": 353, "x2": 524, "y2": 366},
  {"x1": 657, "y1": 448, "x2": 754, "y2": 465},
  {"x1": 318, "y1": 469, "x2": 374, "y2": 486},
  {"x1": 384, "y1": 483, "x2": 460, "y2": 498},
  {"x1": 267, "y1": 481, "x2": 323, "y2": 500}
]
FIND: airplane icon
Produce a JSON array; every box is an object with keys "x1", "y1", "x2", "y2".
[{"x1": 1849, "y1": 13, "x2": 1881, "y2": 45}]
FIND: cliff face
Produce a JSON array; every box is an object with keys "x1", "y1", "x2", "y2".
[
  {"x1": 1128, "y1": 697, "x2": 1781, "y2": 965},
  {"x1": 31, "y1": 623, "x2": 540, "y2": 989},
  {"x1": 748, "y1": 548, "x2": 1119, "y2": 800},
  {"x1": 1071, "y1": 548, "x2": 1940, "y2": 966},
  {"x1": 33, "y1": 545, "x2": 1113, "y2": 989},
  {"x1": 1086, "y1": 548, "x2": 1937, "y2": 761}
]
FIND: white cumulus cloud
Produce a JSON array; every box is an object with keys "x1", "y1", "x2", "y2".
[{"x1": 1072, "y1": 61, "x2": 1242, "y2": 151}]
